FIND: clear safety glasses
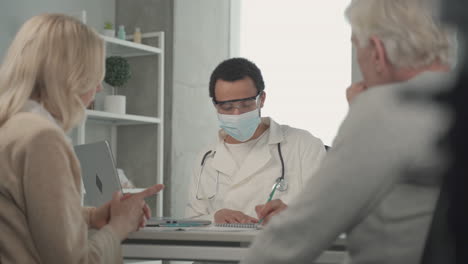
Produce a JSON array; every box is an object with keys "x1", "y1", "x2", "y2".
[{"x1": 213, "y1": 92, "x2": 262, "y2": 114}]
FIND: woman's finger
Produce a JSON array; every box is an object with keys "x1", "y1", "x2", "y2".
[
  {"x1": 143, "y1": 204, "x2": 151, "y2": 219},
  {"x1": 135, "y1": 184, "x2": 164, "y2": 200},
  {"x1": 111, "y1": 191, "x2": 122, "y2": 208}
]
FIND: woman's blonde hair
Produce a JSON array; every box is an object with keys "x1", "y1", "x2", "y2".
[
  {"x1": 345, "y1": 0, "x2": 456, "y2": 69},
  {"x1": 0, "y1": 14, "x2": 105, "y2": 131}
]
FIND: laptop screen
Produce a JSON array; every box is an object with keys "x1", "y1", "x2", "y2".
[{"x1": 74, "y1": 141, "x2": 122, "y2": 207}]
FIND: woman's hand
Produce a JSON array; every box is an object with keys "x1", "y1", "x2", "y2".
[
  {"x1": 89, "y1": 202, "x2": 111, "y2": 229},
  {"x1": 107, "y1": 184, "x2": 164, "y2": 240},
  {"x1": 214, "y1": 209, "x2": 258, "y2": 224},
  {"x1": 90, "y1": 193, "x2": 152, "y2": 229}
]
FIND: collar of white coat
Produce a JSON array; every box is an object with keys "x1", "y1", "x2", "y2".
[
  {"x1": 20, "y1": 99, "x2": 61, "y2": 129},
  {"x1": 212, "y1": 117, "x2": 284, "y2": 178}
]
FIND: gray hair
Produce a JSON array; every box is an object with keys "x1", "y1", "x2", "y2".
[{"x1": 345, "y1": 0, "x2": 456, "y2": 69}]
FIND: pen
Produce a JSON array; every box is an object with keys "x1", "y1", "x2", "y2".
[{"x1": 258, "y1": 181, "x2": 280, "y2": 224}]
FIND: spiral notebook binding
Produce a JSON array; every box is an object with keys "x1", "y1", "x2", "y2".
[{"x1": 214, "y1": 223, "x2": 258, "y2": 228}]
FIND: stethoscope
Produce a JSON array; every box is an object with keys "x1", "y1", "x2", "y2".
[{"x1": 195, "y1": 142, "x2": 288, "y2": 200}]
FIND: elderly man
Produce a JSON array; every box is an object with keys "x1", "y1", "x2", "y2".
[{"x1": 241, "y1": 0, "x2": 456, "y2": 263}]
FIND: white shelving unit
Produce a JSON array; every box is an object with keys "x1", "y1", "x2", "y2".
[
  {"x1": 102, "y1": 35, "x2": 162, "y2": 57},
  {"x1": 86, "y1": 110, "x2": 161, "y2": 125},
  {"x1": 74, "y1": 32, "x2": 165, "y2": 217}
]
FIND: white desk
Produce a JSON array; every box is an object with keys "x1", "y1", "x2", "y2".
[{"x1": 122, "y1": 227, "x2": 347, "y2": 263}]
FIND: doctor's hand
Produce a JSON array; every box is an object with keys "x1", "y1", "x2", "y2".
[
  {"x1": 214, "y1": 209, "x2": 259, "y2": 224},
  {"x1": 346, "y1": 81, "x2": 368, "y2": 105},
  {"x1": 108, "y1": 184, "x2": 164, "y2": 240},
  {"x1": 255, "y1": 199, "x2": 288, "y2": 225}
]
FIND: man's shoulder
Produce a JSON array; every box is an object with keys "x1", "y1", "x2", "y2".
[
  {"x1": 336, "y1": 72, "x2": 451, "y2": 155},
  {"x1": 357, "y1": 72, "x2": 454, "y2": 109},
  {"x1": 277, "y1": 123, "x2": 324, "y2": 147}
]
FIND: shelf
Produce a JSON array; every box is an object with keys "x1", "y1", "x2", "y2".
[
  {"x1": 75, "y1": 29, "x2": 165, "y2": 217},
  {"x1": 101, "y1": 35, "x2": 162, "y2": 57},
  {"x1": 86, "y1": 110, "x2": 161, "y2": 125}
]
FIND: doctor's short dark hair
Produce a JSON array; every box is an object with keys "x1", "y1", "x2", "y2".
[{"x1": 209, "y1": 57, "x2": 265, "y2": 99}]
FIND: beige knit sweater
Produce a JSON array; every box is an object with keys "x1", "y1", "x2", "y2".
[{"x1": 0, "y1": 112, "x2": 122, "y2": 263}]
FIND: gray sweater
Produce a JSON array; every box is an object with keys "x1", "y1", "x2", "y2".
[{"x1": 241, "y1": 72, "x2": 453, "y2": 264}]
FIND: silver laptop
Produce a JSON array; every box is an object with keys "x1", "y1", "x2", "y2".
[
  {"x1": 74, "y1": 141, "x2": 211, "y2": 227},
  {"x1": 74, "y1": 141, "x2": 122, "y2": 207}
]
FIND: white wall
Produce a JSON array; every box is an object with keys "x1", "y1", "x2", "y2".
[
  {"x1": 170, "y1": 0, "x2": 231, "y2": 218},
  {"x1": 238, "y1": 0, "x2": 352, "y2": 145},
  {"x1": 0, "y1": 0, "x2": 114, "y2": 58}
]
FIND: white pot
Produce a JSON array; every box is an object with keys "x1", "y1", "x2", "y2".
[
  {"x1": 103, "y1": 29, "x2": 115, "y2": 37},
  {"x1": 104, "y1": 95, "x2": 126, "y2": 114}
]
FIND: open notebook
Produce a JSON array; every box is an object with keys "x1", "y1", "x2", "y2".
[{"x1": 184, "y1": 223, "x2": 262, "y2": 231}]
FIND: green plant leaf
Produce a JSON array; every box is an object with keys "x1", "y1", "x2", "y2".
[
  {"x1": 104, "y1": 56, "x2": 131, "y2": 88},
  {"x1": 104, "y1": 21, "x2": 113, "y2": 29}
]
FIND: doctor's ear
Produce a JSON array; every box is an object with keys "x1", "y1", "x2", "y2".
[{"x1": 259, "y1": 91, "x2": 266, "y2": 108}]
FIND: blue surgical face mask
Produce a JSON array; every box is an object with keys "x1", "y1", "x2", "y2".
[{"x1": 217, "y1": 109, "x2": 261, "y2": 142}]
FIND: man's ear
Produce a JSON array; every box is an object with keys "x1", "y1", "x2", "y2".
[
  {"x1": 259, "y1": 91, "x2": 266, "y2": 108},
  {"x1": 369, "y1": 36, "x2": 390, "y2": 73}
]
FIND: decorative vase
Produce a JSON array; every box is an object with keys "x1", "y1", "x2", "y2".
[
  {"x1": 104, "y1": 95, "x2": 126, "y2": 114},
  {"x1": 103, "y1": 29, "x2": 115, "y2": 37}
]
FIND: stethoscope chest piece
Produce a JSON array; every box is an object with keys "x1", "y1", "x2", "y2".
[{"x1": 276, "y1": 177, "x2": 288, "y2": 192}]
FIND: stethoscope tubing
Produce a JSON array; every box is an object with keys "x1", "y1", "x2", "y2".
[
  {"x1": 196, "y1": 143, "x2": 287, "y2": 200},
  {"x1": 277, "y1": 143, "x2": 285, "y2": 181}
]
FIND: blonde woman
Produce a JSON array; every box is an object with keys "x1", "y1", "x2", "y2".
[{"x1": 0, "y1": 14, "x2": 163, "y2": 263}]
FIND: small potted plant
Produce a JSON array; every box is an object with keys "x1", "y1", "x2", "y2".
[
  {"x1": 103, "y1": 21, "x2": 115, "y2": 37},
  {"x1": 104, "y1": 56, "x2": 131, "y2": 114}
]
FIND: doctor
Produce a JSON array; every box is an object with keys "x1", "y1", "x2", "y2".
[{"x1": 186, "y1": 58, "x2": 326, "y2": 224}]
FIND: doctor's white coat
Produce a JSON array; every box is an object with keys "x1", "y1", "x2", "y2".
[{"x1": 185, "y1": 117, "x2": 326, "y2": 220}]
